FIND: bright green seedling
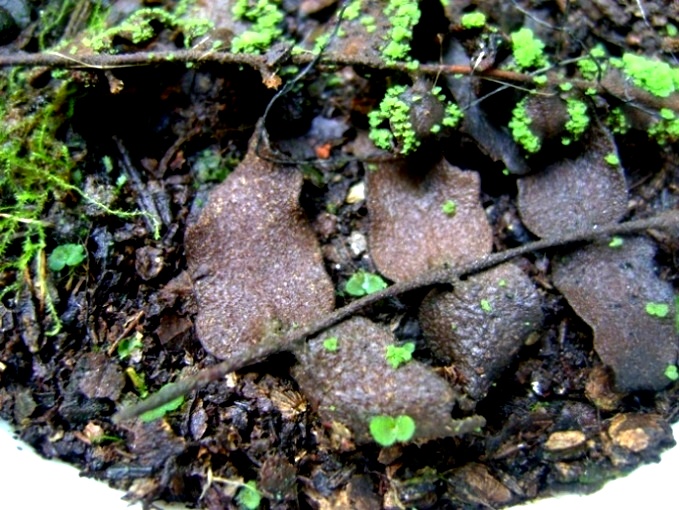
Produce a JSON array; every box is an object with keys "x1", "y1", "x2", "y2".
[
  {"x1": 480, "y1": 299, "x2": 493, "y2": 313},
  {"x1": 645, "y1": 302, "x2": 670, "y2": 318},
  {"x1": 460, "y1": 11, "x2": 487, "y2": 29},
  {"x1": 385, "y1": 342, "x2": 415, "y2": 369},
  {"x1": 117, "y1": 331, "x2": 144, "y2": 360},
  {"x1": 345, "y1": 270, "x2": 388, "y2": 296},
  {"x1": 322, "y1": 336, "x2": 339, "y2": 352},
  {"x1": 665, "y1": 364, "x2": 679, "y2": 382},
  {"x1": 510, "y1": 27, "x2": 548, "y2": 69},
  {"x1": 441, "y1": 199, "x2": 457, "y2": 216},
  {"x1": 236, "y1": 480, "x2": 262, "y2": 510},
  {"x1": 140, "y1": 394, "x2": 184, "y2": 422},
  {"x1": 48, "y1": 243, "x2": 86, "y2": 271},
  {"x1": 369, "y1": 415, "x2": 416, "y2": 447},
  {"x1": 604, "y1": 153, "x2": 620, "y2": 166},
  {"x1": 608, "y1": 236, "x2": 624, "y2": 248}
]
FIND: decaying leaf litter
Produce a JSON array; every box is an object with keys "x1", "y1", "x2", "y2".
[{"x1": 0, "y1": 0, "x2": 678, "y2": 509}]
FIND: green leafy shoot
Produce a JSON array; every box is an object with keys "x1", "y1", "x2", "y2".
[
  {"x1": 345, "y1": 270, "x2": 388, "y2": 296},
  {"x1": 441, "y1": 199, "x2": 457, "y2": 216},
  {"x1": 236, "y1": 480, "x2": 262, "y2": 510},
  {"x1": 369, "y1": 415, "x2": 416, "y2": 447},
  {"x1": 48, "y1": 243, "x2": 86, "y2": 271},
  {"x1": 385, "y1": 342, "x2": 415, "y2": 369},
  {"x1": 117, "y1": 332, "x2": 143, "y2": 360},
  {"x1": 608, "y1": 236, "x2": 624, "y2": 248},
  {"x1": 664, "y1": 364, "x2": 679, "y2": 382},
  {"x1": 645, "y1": 302, "x2": 670, "y2": 318},
  {"x1": 322, "y1": 336, "x2": 339, "y2": 352},
  {"x1": 140, "y1": 394, "x2": 184, "y2": 422}
]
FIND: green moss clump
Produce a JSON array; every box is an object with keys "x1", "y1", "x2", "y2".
[
  {"x1": 231, "y1": 0, "x2": 284, "y2": 54},
  {"x1": 82, "y1": 5, "x2": 212, "y2": 52},
  {"x1": 510, "y1": 28, "x2": 548, "y2": 70},
  {"x1": 611, "y1": 53, "x2": 679, "y2": 98},
  {"x1": 368, "y1": 84, "x2": 463, "y2": 155},
  {"x1": 563, "y1": 98, "x2": 590, "y2": 144},
  {"x1": 382, "y1": 0, "x2": 421, "y2": 63},
  {"x1": 648, "y1": 108, "x2": 679, "y2": 145},
  {"x1": 577, "y1": 45, "x2": 607, "y2": 80},
  {"x1": 508, "y1": 98, "x2": 541, "y2": 153}
]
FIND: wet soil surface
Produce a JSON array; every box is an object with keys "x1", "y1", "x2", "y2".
[{"x1": 1, "y1": 1, "x2": 679, "y2": 509}]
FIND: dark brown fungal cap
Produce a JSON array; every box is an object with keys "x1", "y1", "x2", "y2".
[
  {"x1": 367, "y1": 157, "x2": 492, "y2": 282},
  {"x1": 294, "y1": 317, "x2": 465, "y2": 444},
  {"x1": 553, "y1": 237, "x2": 678, "y2": 392},
  {"x1": 419, "y1": 263, "x2": 544, "y2": 402},
  {"x1": 185, "y1": 137, "x2": 335, "y2": 360}
]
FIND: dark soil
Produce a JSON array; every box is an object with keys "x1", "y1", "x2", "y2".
[{"x1": 1, "y1": 1, "x2": 679, "y2": 509}]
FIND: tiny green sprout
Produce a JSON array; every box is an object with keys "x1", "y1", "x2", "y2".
[
  {"x1": 608, "y1": 236, "x2": 624, "y2": 248},
  {"x1": 559, "y1": 82, "x2": 573, "y2": 92},
  {"x1": 533, "y1": 75, "x2": 548, "y2": 85},
  {"x1": 667, "y1": 24, "x2": 678, "y2": 37},
  {"x1": 665, "y1": 365, "x2": 679, "y2": 382},
  {"x1": 385, "y1": 342, "x2": 415, "y2": 369},
  {"x1": 323, "y1": 336, "x2": 339, "y2": 352},
  {"x1": 369, "y1": 415, "x2": 416, "y2": 447},
  {"x1": 48, "y1": 243, "x2": 86, "y2": 271},
  {"x1": 645, "y1": 302, "x2": 670, "y2": 318},
  {"x1": 237, "y1": 480, "x2": 262, "y2": 510},
  {"x1": 480, "y1": 299, "x2": 493, "y2": 313},
  {"x1": 604, "y1": 153, "x2": 620, "y2": 166},
  {"x1": 125, "y1": 367, "x2": 148, "y2": 399},
  {"x1": 140, "y1": 393, "x2": 185, "y2": 422},
  {"x1": 510, "y1": 27, "x2": 548, "y2": 69},
  {"x1": 441, "y1": 199, "x2": 457, "y2": 216},
  {"x1": 460, "y1": 11, "x2": 487, "y2": 29},
  {"x1": 345, "y1": 270, "x2": 388, "y2": 296},
  {"x1": 117, "y1": 331, "x2": 143, "y2": 360},
  {"x1": 498, "y1": 279, "x2": 507, "y2": 287},
  {"x1": 442, "y1": 102, "x2": 463, "y2": 127}
]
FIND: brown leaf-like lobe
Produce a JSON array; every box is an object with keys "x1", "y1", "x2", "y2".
[{"x1": 185, "y1": 139, "x2": 335, "y2": 360}]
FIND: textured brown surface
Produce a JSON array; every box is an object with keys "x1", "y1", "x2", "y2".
[
  {"x1": 367, "y1": 157, "x2": 492, "y2": 282},
  {"x1": 294, "y1": 317, "x2": 461, "y2": 443},
  {"x1": 553, "y1": 237, "x2": 678, "y2": 392},
  {"x1": 518, "y1": 129, "x2": 627, "y2": 238},
  {"x1": 185, "y1": 138, "x2": 335, "y2": 360},
  {"x1": 419, "y1": 263, "x2": 544, "y2": 401}
]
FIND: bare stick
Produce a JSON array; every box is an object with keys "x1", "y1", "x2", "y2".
[{"x1": 113, "y1": 210, "x2": 679, "y2": 423}]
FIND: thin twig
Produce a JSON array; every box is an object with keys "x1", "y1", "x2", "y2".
[{"x1": 113, "y1": 210, "x2": 679, "y2": 423}]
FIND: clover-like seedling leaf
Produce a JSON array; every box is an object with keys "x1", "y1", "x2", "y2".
[
  {"x1": 369, "y1": 415, "x2": 416, "y2": 447},
  {"x1": 48, "y1": 243, "x2": 86, "y2": 271},
  {"x1": 385, "y1": 342, "x2": 415, "y2": 369},
  {"x1": 140, "y1": 394, "x2": 184, "y2": 422},
  {"x1": 236, "y1": 480, "x2": 261, "y2": 510},
  {"x1": 665, "y1": 365, "x2": 679, "y2": 382},
  {"x1": 345, "y1": 270, "x2": 388, "y2": 296},
  {"x1": 646, "y1": 302, "x2": 670, "y2": 318}
]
